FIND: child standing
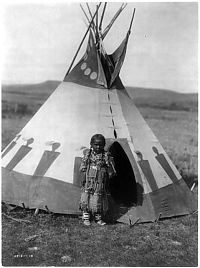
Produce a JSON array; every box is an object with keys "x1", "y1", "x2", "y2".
[{"x1": 79, "y1": 134, "x2": 116, "y2": 226}]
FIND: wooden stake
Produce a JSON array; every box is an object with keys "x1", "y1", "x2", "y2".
[
  {"x1": 34, "y1": 208, "x2": 39, "y2": 215},
  {"x1": 155, "y1": 213, "x2": 162, "y2": 223},
  {"x1": 129, "y1": 218, "x2": 140, "y2": 228},
  {"x1": 191, "y1": 182, "x2": 197, "y2": 191}
]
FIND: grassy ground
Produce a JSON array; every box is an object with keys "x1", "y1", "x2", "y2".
[
  {"x1": 139, "y1": 107, "x2": 198, "y2": 182},
  {"x1": 2, "y1": 83, "x2": 198, "y2": 266},
  {"x1": 2, "y1": 208, "x2": 198, "y2": 267}
]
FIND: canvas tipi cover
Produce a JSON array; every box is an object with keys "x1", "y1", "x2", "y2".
[{"x1": 2, "y1": 4, "x2": 197, "y2": 224}]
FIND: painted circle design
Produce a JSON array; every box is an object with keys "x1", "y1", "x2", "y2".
[
  {"x1": 90, "y1": 72, "x2": 97, "y2": 80},
  {"x1": 81, "y1": 62, "x2": 87, "y2": 70},
  {"x1": 84, "y1": 68, "x2": 91, "y2": 75}
]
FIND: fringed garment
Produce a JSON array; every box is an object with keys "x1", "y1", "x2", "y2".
[{"x1": 79, "y1": 148, "x2": 116, "y2": 215}]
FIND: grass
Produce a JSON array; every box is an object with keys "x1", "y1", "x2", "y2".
[
  {"x1": 137, "y1": 106, "x2": 198, "y2": 181},
  {"x1": 2, "y1": 208, "x2": 198, "y2": 267},
  {"x1": 2, "y1": 115, "x2": 31, "y2": 149},
  {"x1": 1, "y1": 82, "x2": 198, "y2": 266}
]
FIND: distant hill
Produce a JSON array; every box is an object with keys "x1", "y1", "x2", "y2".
[
  {"x1": 126, "y1": 86, "x2": 198, "y2": 112},
  {"x1": 2, "y1": 80, "x2": 61, "y2": 105},
  {"x1": 2, "y1": 80, "x2": 61, "y2": 94},
  {"x1": 2, "y1": 81, "x2": 197, "y2": 112}
]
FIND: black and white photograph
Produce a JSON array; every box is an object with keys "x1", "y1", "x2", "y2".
[{"x1": 2, "y1": 1, "x2": 198, "y2": 266}]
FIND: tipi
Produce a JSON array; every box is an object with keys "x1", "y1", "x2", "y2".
[{"x1": 2, "y1": 3, "x2": 197, "y2": 224}]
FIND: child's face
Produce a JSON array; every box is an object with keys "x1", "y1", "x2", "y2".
[{"x1": 91, "y1": 139, "x2": 105, "y2": 154}]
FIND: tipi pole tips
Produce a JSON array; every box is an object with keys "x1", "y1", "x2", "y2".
[
  {"x1": 80, "y1": 4, "x2": 90, "y2": 26},
  {"x1": 65, "y1": 3, "x2": 101, "y2": 77},
  {"x1": 128, "y1": 8, "x2": 136, "y2": 34},
  {"x1": 99, "y1": 2, "x2": 107, "y2": 31},
  {"x1": 102, "y1": 2, "x2": 127, "y2": 40}
]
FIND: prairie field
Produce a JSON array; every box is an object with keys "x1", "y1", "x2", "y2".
[{"x1": 1, "y1": 81, "x2": 198, "y2": 266}]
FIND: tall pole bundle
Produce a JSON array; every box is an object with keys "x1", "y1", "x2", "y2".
[{"x1": 65, "y1": 3, "x2": 101, "y2": 76}]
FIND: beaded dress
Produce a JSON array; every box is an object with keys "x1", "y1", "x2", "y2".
[{"x1": 79, "y1": 148, "x2": 116, "y2": 214}]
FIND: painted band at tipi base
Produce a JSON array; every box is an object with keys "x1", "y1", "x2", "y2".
[{"x1": 1, "y1": 3, "x2": 197, "y2": 224}]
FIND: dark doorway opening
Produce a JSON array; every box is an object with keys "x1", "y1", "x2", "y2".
[{"x1": 108, "y1": 141, "x2": 137, "y2": 206}]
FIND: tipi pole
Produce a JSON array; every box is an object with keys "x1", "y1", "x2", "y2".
[
  {"x1": 86, "y1": 3, "x2": 96, "y2": 30},
  {"x1": 102, "y1": 3, "x2": 127, "y2": 40},
  {"x1": 96, "y1": 4, "x2": 100, "y2": 47},
  {"x1": 86, "y1": 3, "x2": 93, "y2": 21},
  {"x1": 99, "y1": 2, "x2": 107, "y2": 31},
  {"x1": 80, "y1": 3, "x2": 90, "y2": 26},
  {"x1": 65, "y1": 3, "x2": 101, "y2": 76},
  {"x1": 96, "y1": 4, "x2": 99, "y2": 35},
  {"x1": 128, "y1": 8, "x2": 136, "y2": 34}
]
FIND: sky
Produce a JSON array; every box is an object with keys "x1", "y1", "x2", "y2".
[{"x1": 2, "y1": 1, "x2": 198, "y2": 93}]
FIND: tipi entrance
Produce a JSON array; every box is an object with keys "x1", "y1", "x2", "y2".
[{"x1": 107, "y1": 140, "x2": 137, "y2": 207}]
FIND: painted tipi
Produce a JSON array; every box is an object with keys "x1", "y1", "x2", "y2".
[{"x1": 2, "y1": 3, "x2": 197, "y2": 224}]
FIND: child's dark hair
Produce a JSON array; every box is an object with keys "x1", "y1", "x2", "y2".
[{"x1": 90, "y1": 134, "x2": 106, "y2": 146}]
